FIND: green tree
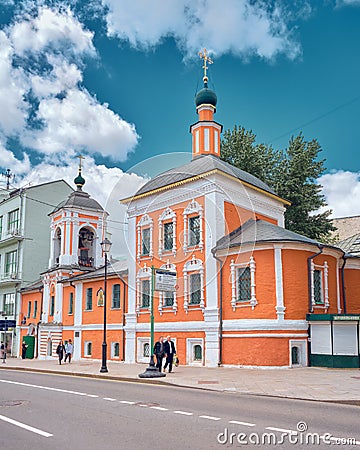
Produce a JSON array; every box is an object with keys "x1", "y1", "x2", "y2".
[{"x1": 221, "y1": 127, "x2": 335, "y2": 241}]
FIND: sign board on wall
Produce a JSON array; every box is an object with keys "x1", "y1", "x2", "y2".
[{"x1": 154, "y1": 270, "x2": 177, "y2": 292}]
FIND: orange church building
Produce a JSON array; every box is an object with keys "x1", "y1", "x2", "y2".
[{"x1": 19, "y1": 56, "x2": 360, "y2": 368}]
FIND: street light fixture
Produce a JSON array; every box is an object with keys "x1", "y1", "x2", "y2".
[{"x1": 100, "y1": 238, "x2": 112, "y2": 373}]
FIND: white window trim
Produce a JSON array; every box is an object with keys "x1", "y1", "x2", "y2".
[
  {"x1": 183, "y1": 256, "x2": 205, "y2": 314},
  {"x1": 183, "y1": 200, "x2": 203, "y2": 253},
  {"x1": 84, "y1": 340, "x2": 92, "y2": 357},
  {"x1": 186, "y1": 338, "x2": 204, "y2": 366},
  {"x1": 137, "y1": 214, "x2": 153, "y2": 261},
  {"x1": 158, "y1": 208, "x2": 177, "y2": 258},
  {"x1": 230, "y1": 257, "x2": 257, "y2": 311},
  {"x1": 158, "y1": 262, "x2": 177, "y2": 315},
  {"x1": 111, "y1": 342, "x2": 120, "y2": 359},
  {"x1": 136, "y1": 264, "x2": 151, "y2": 315},
  {"x1": 137, "y1": 337, "x2": 150, "y2": 363},
  {"x1": 311, "y1": 260, "x2": 329, "y2": 310}
]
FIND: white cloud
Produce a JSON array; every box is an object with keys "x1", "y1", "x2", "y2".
[
  {"x1": 318, "y1": 171, "x2": 360, "y2": 218},
  {"x1": 0, "y1": 143, "x2": 31, "y2": 175},
  {"x1": 102, "y1": 0, "x2": 300, "y2": 60},
  {"x1": 0, "y1": 5, "x2": 139, "y2": 163},
  {"x1": 10, "y1": 7, "x2": 95, "y2": 57},
  {"x1": 0, "y1": 31, "x2": 29, "y2": 135},
  {"x1": 25, "y1": 88, "x2": 138, "y2": 160},
  {"x1": 336, "y1": 0, "x2": 360, "y2": 6}
]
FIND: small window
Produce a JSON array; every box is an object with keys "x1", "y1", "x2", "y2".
[
  {"x1": 112, "y1": 284, "x2": 120, "y2": 309},
  {"x1": 142, "y1": 228, "x2": 150, "y2": 255},
  {"x1": 33, "y1": 300, "x2": 38, "y2": 318},
  {"x1": 237, "y1": 267, "x2": 251, "y2": 302},
  {"x1": 164, "y1": 291, "x2": 174, "y2": 307},
  {"x1": 190, "y1": 273, "x2": 201, "y2": 304},
  {"x1": 314, "y1": 270, "x2": 323, "y2": 304},
  {"x1": 27, "y1": 301, "x2": 31, "y2": 318},
  {"x1": 7, "y1": 209, "x2": 19, "y2": 233},
  {"x1": 143, "y1": 343, "x2": 150, "y2": 358},
  {"x1": 113, "y1": 342, "x2": 120, "y2": 357},
  {"x1": 291, "y1": 346, "x2": 299, "y2": 365},
  {"x1": 84, "y1": 341, "x2": 92, "y2": 356},
  {"x1": 141, "y1": 280, "x2": 150, "y2": 308},
  {"x1": 163, "y1": 222, "x2": 173, "y2": 251},
  {"x1": 194, "y1": 344, "x2": 202, "y2": 361},
  {"x1": 86, "y1": 288, "x2": 93, "y2": 310},
  {"x1": 69, "y1": 292, "x2": 74, "y2": 315},
  {"x1": 50, "y1": 296, "x2": 55, "y2": 316},
  {"x1": 189, "y1": 216, "x2": 200, "y2": 246}
]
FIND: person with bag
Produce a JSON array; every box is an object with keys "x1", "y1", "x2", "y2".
[
  {"x1": 153, "y1": 336, "x2": 165, "y2": 372},
  {"x1": 56, "y1": 340, "x2": 65, "y2": 365},
  {"x1": 163, "y1": 335, "x2": 176, "y2": 373},
  {"x1": 21, "y1": 340, "x2": 28, "y2": 359}
]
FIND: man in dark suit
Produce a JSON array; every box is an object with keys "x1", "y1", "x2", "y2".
[
  {"x1": 163, "y1": 335, "x2": 176, "y2": 373},
  {"x1": 153, "y1": 336, "x2": 165, "y2": 372}
]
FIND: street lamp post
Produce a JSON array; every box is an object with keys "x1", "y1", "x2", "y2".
[{"x1": 100, "y1": 238, "x2": 112, "y2": 373}]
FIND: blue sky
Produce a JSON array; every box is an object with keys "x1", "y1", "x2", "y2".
[{"x1": 0, "y1": 0, "x2": 360, "y2": 224}]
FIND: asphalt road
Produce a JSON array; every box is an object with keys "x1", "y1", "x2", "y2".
[{"x1": 0, "y1": 370, "x2": 359, "y2": 449}]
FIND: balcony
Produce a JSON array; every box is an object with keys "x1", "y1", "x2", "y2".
[
  {"x1": 78, "y1": 256, "x2": 94, "y2": 268},
  {"x1": 0, "y1": 272, "x2": 20, "y2": 284},
  {"x1": 0, "y1": 229, "x2": 24, "y2": 247}
]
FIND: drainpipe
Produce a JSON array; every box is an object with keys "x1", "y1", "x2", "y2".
[
  {"x1": 307, "y1": 244, "x2": 323, "y2": 313},
  {"x1": 36, "y1": 286, "x2": 44, "y2": 359},
  {"x1": 120, "y1": 277, "x2": 127, "y2": 361},
  {"x1": 211, "y1": 249, "x2": 223, "y2": 367},
  {"x1": 340, "y1": 254, "x2": 347, "y2": 314}
]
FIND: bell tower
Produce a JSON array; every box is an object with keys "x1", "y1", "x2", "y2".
[{"x1": 190, "y1": 49, "x2": 222, "y2": 158}]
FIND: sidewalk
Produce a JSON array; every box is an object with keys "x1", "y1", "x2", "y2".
[{"x1": 1, "y1": 358, "x2": 360, "y2": 403}]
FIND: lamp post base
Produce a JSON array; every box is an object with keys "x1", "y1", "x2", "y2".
[
  {"x1": 138, "y1": 355, "x2": 166, "y2": 378},
  {"x1": 100, "y1": 341, "x2": 108, "y2": 373}
]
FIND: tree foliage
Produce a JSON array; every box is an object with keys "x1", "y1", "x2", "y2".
[{"x1": 221, "y1": 126, "x2": 335, "y2": 240}]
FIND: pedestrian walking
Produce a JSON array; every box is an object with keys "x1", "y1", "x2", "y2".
[
  {"x1": 56, "y1": 340, "x2": 65, "y2": 365},
  {"x1": 1, "y1": 343, "x2": 5, "y2": 363},
  {"x1": 21, "y1": 340, "x2": 28, "y2": 359},
  {"x1": 163, "y1": 335, "x2": 176, "y2": 373},
  {"x1": 153, "y1": 336, "x2": 165, "y2": 372},
  {"x1": 64, "y1": 339, "x2": 73, "y2": 363}
]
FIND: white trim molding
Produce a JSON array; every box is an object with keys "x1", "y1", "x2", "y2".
[
  {"x1": 136, "y1": 264, "x2": 151, "y2": 315},
  {"x1": 158, "y1": 262, "x2": 177, "y2": 315},
  {"x1": 230, "y1": 256, "x2": 257, "y2": 311},
  {"x1": 183, "y1": 256, "x2": 205, "y2": 314},
  {"x1": 311, "y1": 260, "x2": 329, "y2": 310},
  {"x1": 137, "y1": 214, "x2": 153, "y2": 261},
  {"x1": 158, "y1": 207, "x2": 177, "y2": 258},
  {"x1": 183, "y1": 199, "x2": 203, "y2": 253}
]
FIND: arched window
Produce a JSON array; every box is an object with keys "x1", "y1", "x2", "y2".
[
  {"x1": 230, "y1": 257, "x2": 257, "y2": 311},
  {"x1": 158, "y1": 208, "x2": 177, "y2": 258},
  {"x1": 54, "y1": 227, "x2": 61, "y2": 264},
  {"x1": 183, "y1": 200, "x2": 203, "y2": 253},
  {"x1": 137, "y1": 214, "x2": 153, "y2": 260},
  {"x1": 143, "y1": 343, "x2": 150, "y2": 358},
  {"x1": 311, "y1": 261, "x2": 329, "y2": 309},
  {"x1": 194, "y1": 344, "x2": 202, "y2": 361},
  {"x1": 136, "y1": 264, "x2": 152, "y2": 314},
  {"x1": 78, "y1": 227, "x2": 95, "y2": 267},
  {"x1": 183, "y1": 256, "x2": 205, "y2": 313}
]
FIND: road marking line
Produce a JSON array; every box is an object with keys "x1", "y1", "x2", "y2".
[
  {"x1": 150, "y1": 406, "x2": 168, "y2": 411},
  {"x1": 0, "y1": 380, "x2": 87, "y2": 396},
  {"x1": 0, "y1": 414, "x2": 53, "y2": 438},
  {"x1": 199, "y1": 415, "x2": 221, "y2": 421},
  {"x1": 266, "y1": 427, "x2": 297, "y2": 434},
  {"x1": 174, "y1": 411, "x2": 193, "y2": 416},
  {"x1": 119, "y1": 400, "x2": 135, "y2": 405},
  {"x1": 229, "y1": 420, "x2": 256, "y2": 427},
  {"x1": 86, "y1": 394, "x2": 99, "y2": 398},
  {"x1": 103, "y1": 397, "x2": 117, "y2": 401}
]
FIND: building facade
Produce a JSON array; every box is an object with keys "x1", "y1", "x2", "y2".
[
  {"x1": 0, "y1": 180, "x2": 73, "y2": 356},
  {"x1": 18, "y1": 66, "x2": 360, "y2": 368}
]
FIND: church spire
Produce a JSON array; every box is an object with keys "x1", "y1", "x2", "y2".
[
  {"x1": 190, "y1": 49, "x2": 222, "y2": 159},
  {"x1": 74, "y1": 155, "x2": 85, "y2": 190}
]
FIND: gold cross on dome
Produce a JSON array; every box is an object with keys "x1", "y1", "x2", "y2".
[
  {"x1": 77, "y1": 154, "x2": 85, "y2": 170},
  {"x1": 199, "y1": 48, "x2": 213, "y2": 81}
]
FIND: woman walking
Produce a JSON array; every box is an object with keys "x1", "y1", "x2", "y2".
[{"x1": 56, "y1": 340, "x2": 65, "y2": 365}]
